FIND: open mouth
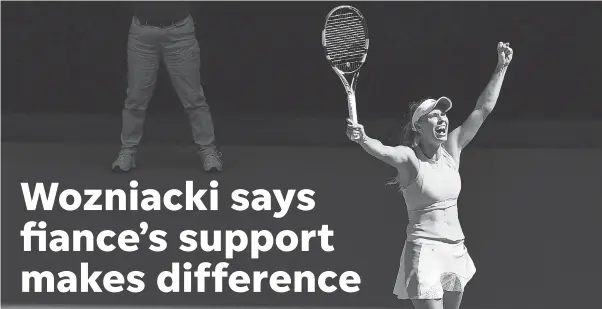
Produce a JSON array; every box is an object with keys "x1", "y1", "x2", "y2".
[{"x1": 434, "y1": 125, "x2": 447, "y2": 136}]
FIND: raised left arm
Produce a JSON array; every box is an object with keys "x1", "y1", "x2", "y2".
[{"x1": 447, "y1": 42, "x2": 514, "y2": 155}]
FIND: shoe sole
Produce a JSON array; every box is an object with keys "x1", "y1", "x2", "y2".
[
  {"x1": 205, "y1": 166, "x2": 223, "y2": 173},
  {"x1": 112, "y1": 165, "x2": 135, "y2": 173}
]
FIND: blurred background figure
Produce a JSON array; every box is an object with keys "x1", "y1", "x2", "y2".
[{"x1": 113, "y1": 1, "x2": 223, "y2": 173}]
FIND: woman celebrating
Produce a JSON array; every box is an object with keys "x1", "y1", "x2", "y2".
[{"x1": 347, "y1": 42, "x2": 513, "y2": 309}]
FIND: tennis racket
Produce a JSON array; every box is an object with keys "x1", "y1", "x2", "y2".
[{"x1": 322, "y1": 5, "x2": 369, "y2": 125}]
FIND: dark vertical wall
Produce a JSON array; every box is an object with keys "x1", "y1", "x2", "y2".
[{"x1": 2, "y1": 1, "x2": 602, "y2": 119}]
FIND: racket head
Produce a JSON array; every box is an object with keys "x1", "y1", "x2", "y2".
[{"x1": 322, "y1": 5, "x2": 369, "y2": 75}]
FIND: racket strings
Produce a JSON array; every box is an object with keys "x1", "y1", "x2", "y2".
[
  {"x1": 325, "y1": 22, "x2": 366, "y2": 54},
  {"x1": 324, "y1": 11, "x2": 367, "y2": 72}
]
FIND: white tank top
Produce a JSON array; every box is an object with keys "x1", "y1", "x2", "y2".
[{"x1": 400, "y1": 146, "x2": 465, "y2": 243}]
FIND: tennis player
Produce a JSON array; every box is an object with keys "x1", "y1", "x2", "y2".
[{"x1": 346, "y1": 42, "x2": 513, "y2": 309}]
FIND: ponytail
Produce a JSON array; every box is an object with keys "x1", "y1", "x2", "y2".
[
  {"x1": 386, "y1": 122, "x2": 416, "y2": 190},
  {"x1": 400, "y1": 121, "x2": 417, "y2": 147},
  {"x1": 385, "y1": 99, "x2": 424, "y2": 190}
]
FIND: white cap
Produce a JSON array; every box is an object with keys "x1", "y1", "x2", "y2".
[{"x1": 411, "y1": 97, "x2": 452, "y2": 131}]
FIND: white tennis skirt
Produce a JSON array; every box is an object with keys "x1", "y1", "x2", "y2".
[{"x1": 393, "y1": 239, "x2": 476, "y2": 300}]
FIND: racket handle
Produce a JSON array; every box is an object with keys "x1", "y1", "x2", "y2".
[{"x1": 347, "y1": 94, "x2": 358, "y2": 124}]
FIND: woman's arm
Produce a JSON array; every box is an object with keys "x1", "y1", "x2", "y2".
[
  {"x1": 347, "y1": 120, "x2": 413, "y2": 167},
  {"x1": 359, "y1": 136, "x2": 413, "y2": 166},
  {"x1": 447, "y1": 42, "x2": 514, "y2": 155}
]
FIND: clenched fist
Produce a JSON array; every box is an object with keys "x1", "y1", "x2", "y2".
[{"x1": 497, "y1": 42, "x2": 513, "y2": 67}]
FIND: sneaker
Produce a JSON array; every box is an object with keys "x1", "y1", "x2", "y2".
[
  {"x1": 112, "y1": 149, "x2": 137, "y2": 173},
  {"x1": 199, "y1": 146, "x2": 223, "y2": 172}
]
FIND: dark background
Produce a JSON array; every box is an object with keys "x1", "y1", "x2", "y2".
[
  {"x1": 2, "y1": 1, "x2": 602, "y2": 120},
  {"x1": 2, "y1": 1, "x2": 602, "y2": 309}
]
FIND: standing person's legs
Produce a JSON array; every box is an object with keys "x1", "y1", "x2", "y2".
[
  {"x1": 113, "y1": 17, "x2": 161, "y2": 172},
  {"x1": 161, "y1": 16, "x2": 223, "y2": 172}
]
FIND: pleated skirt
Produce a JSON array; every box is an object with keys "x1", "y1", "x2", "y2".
[{"x1": 393, "y1": 239, "x2": 476, "y2": 300}]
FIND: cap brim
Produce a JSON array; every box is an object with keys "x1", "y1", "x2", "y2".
[
  {"x1": 411, "y1": 96, "x2": 453, "y2": 131},
  {"x1": 435, "y1": 97, "x2": 452, "y2": 112}
]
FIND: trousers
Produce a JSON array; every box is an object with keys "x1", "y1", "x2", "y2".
[{"x1": 120, "y1": 15, "x2": 216, "y2": 149}]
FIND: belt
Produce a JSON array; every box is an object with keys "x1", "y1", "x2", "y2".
[{"x1": 137, "y1": 16, "x2": 187, "y2": 28}]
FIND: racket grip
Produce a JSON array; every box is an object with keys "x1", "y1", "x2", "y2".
[{"x1": 347, "y1": 94, "x2": 358, "y2": 124}]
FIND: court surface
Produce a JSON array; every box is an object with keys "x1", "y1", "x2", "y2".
[
  {"x1": 2, "y1": 141, "x2": 600, "y2": 309},
  {"x1": 1, "y1": 142, "x2": 404, "y2": 308}
]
